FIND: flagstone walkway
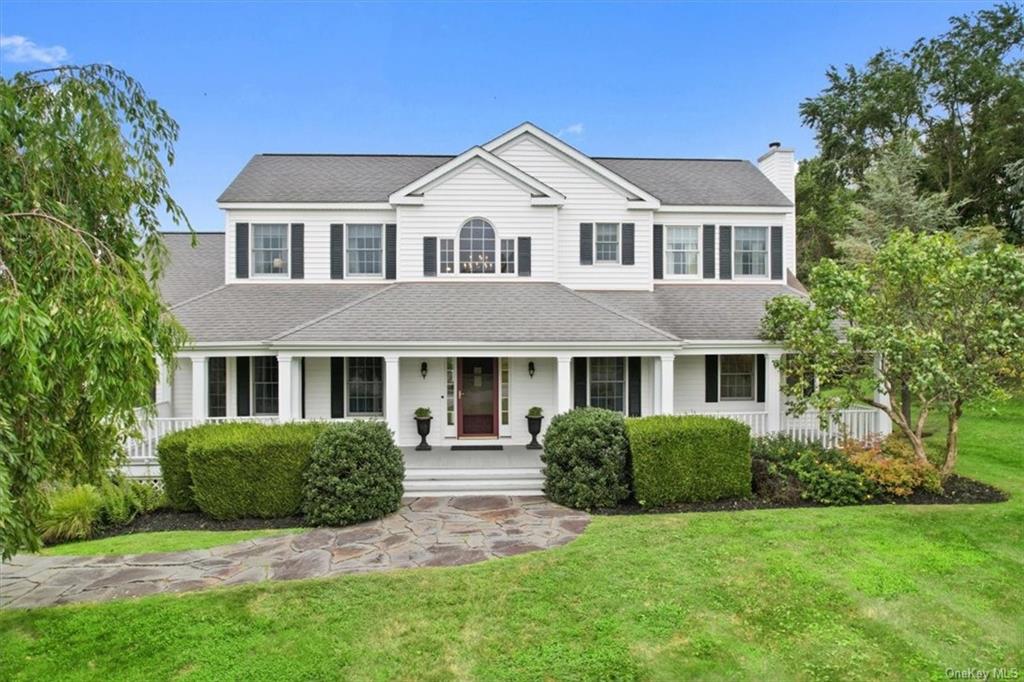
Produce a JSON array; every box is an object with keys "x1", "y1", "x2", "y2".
[{"x1": 0, "y1": 496, "x2": 590, "y2": 610}]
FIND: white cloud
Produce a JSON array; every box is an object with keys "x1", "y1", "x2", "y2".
[
  {"x1": 557, "y1": 122, "x2": 585, "y2": 137},
  {"x1": 1, "y1": 35, "x2": 68, "y2": 65}
]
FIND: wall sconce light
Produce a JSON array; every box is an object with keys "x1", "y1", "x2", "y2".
[
  {"x1": 420, "y1": 361, "x2": 429, "y2": 379},
  {"x1": 528, "y1": 361, "x2": 535, "y2": 378}
]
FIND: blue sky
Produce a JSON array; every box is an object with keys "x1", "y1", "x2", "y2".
[{"x1": 1, "y1": 1, "x2": 993, "y2": 230}]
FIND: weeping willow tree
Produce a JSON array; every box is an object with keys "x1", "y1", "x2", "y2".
[{"x1": 0, "y1": 65, "x2": 190, "y2": 557}]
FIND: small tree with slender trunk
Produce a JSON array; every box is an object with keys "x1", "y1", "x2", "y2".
[
  {"x1": 761, "y1": 231, "x2": 1024, "y2": 476},
  {"x1": 0, "y1": 65, "x2": 189, "y2": 557}
]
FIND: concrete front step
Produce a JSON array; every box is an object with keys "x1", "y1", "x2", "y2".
[
  {"x1": 405, "y1": 467, "x2": 543, "y2": 480},
  {"x1": 403, "y1": 469, "x2": 544, "y2": 496}
]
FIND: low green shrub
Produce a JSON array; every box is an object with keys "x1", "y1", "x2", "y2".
[
  {"x1": 40, "y1": 484, "x2": 105, "y2": 544},
  {"x1": 752, "y1": 434, "x2": 876, "y2": 505},
  {"x1": 188, "y1": 422, "x2": 327, "y2": 520},
  {"x1": 541, "y1": 408, "x2": 631, "y2": 510},
  {"x1": 303, "y1": 421, "x2": 405, "y2": 526},
  {"x1": 627, "y1": 415, "x2": 751, "y2": 507},
  {"x1": 99, "y1": 475, "x2": 166, "y2": 526},
  {"x1": 158, "y1": 424, "x2": 221, "y2": 511}
]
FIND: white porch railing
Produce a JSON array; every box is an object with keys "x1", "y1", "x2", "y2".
[{"x1": 122, "y1": 408, "x2": 885, "y2": 481}]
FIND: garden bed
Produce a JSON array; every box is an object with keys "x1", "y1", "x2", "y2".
[
  {"x1": 596, "y1": 474, "x2": 1007, "y2": 516},
  {"x1": 84, "y1": 509, "x2": 305, "y2": 540}
]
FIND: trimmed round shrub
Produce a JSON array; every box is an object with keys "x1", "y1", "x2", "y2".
[
  {"x1": 187, "y1": 422, "x2": 327, "y2": 520},
  {"x1": 157, "y1": 424, "x2": 220, "y2": 511},
  {"x1": 541, "y1": 408, "x2": 630, "y2": 511},
  {"x1": 302, "y1": 421, "x2": 404, "y2": 526},
  {"x1": 627, "y1": 415, "x2": 751, "y2": 507}
]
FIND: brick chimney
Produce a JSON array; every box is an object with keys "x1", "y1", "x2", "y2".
[{"x1": 757, "y1": 141, "x2": 795, "y2": 204}]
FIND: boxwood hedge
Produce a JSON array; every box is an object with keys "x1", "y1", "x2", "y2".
[
  {"x1": 627, "y1": 415, "x2": 751, "y2": 507},
  {"x1": 187, "y1": 421, "x2": 327, "y2": 519},
  {"x1": 541, "y1": 407, "x2": 631, "y2": 510},
  {"x1": 156, "y1": 424, "x2": 222, "y2": 511}
]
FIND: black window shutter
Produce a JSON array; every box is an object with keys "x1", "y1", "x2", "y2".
[
  {"x1": 653, "y1": 225, "x2": 664, "y2": 280},
  {"x1": 423, "y1": 237, "x2": 437, "y2": 277},
  {"x1": 385, "y1": 224, "x2": 397, "y2": 280},
  {"x1": 719, "y1": 225, "x2": 732, "y2": 280},
  {"x1": 330, "y1": 358, "x2": 345, "y2": 418},
  {"x1": 705, "y1": 355, "x2": 719, "y2": 403},
  {"x1": 621, "y1": 223, "x2": 635, "y2": 265},
  {"x1": 573, "y1": 357, "x2": 588, "y2": 408},
  {"x1": 703, "y1": 224, "x2": 716, "y2": 279},
  {"x1": 628, "y1": 357, "x2": 641, "y2": 417},
  {"x1": 236, "y1": 357, "x2": 251, "y2": 416},
  {"x1": 770, "y1": 225, "x2": 783, "y2": 280},
  {"x1": 756, "y1": 354, "x2": 766, "y2": 403},
  {"x1": 235, "y1": 223, "x2": 249, "y2": 279},
  {"x1": 517, "y1": 237, "x2": 531, "y2": 276},
  {"x1": 290, "y1": 223, "x2": 304, "y2": 279},
  {"x1": 330, "y1": 224, "x2": 344, "y2": 279},
  {"x1": 579, "y1": 223, "x2": 593, "y2": 265}
]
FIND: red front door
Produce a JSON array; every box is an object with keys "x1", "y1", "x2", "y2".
[{"x1": 457, "y1": 357, "x2": 498, "y2": 437}]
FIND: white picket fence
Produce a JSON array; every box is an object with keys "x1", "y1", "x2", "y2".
[{"x1": 121, "y1": 408, "x2": 884, "y2": 481}]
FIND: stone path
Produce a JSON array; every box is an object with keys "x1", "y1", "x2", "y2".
[{"x1": 0, "y1": 496, "x2": 589, "y2": 609}]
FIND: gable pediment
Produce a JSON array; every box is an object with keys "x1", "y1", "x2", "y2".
[{"x1": 388, "y1": 146, "x2": 565, "y2": 206}]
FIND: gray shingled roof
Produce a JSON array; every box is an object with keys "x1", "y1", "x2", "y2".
[
  {"x1": 595, "y1": 158, "x2": 791, "y2": 207},
  {"x1": 171, "y1": 284, "x2": 388, "y2": 343},
  {"x1": 580, "y1": 284, "x2": 805, "y2": 341},
  {"x1": 159, "y1": 232, "x2": 224, "y2": 306},
  {"x1": 276, "y1": 282, "x2": 677, "y2": 344},
  {"x1": 218, "y1": 153, "x2": 792, "y2": 207},
  {"x1": 218, "y1": 155, "x2": 451, "y2": 203}
]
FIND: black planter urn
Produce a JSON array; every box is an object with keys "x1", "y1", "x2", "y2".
[
  {"x1": 415, "y1": 417, "x2": 432, "y2": 451},
  {"x1": 526, "y1": 415, "x2": 544, "y2": 450}
]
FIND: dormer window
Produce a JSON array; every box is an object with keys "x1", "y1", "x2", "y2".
[
  {"x1": 252, "y1": 223, "x2": 288, "y2": 275},
  {"x1": 459, "y1": 218, "x2": 496, "y2": 274}
]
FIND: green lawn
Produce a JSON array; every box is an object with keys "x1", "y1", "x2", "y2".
[
  {"x1": 2, "y1": 400, "x2": 1021, "y2": 681},
  {"x1": 41, "y1": 528, "x2": 300, "y2": 557}
]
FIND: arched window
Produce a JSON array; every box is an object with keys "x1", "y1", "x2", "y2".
[{"x1": 459, "y1": 218, "x2": 496, "y2": 274}]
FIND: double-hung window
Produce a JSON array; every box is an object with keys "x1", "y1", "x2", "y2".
[
  {"x1": 589, "y1": 357, "x2": 626, "y2": 412},
  {"x1": 347, "y1": 224, "x2": 383, "y2": 276},
  {"x1": 347, "y1": 357, "x2": 383, "y2": 415},
  {"x1": 253, "y1": 356, "x2": 279, "y2": 415},
  {"x1": 252, "y1": 224, "x2": 288, "y2": 275},
  {"x1": 720, "y1": 355, "x2": 755, "y2": 400},
  {"x1": 666, "y1": 226, "x2": 700, "y2": 276},
  {"x1": 500, "y1": 239, "x2": 515, "y2": 274},
  {"x1": 595, "y1": 223, "x2": 620, "y2": 263},
  {"x1": 734, "y1": 226, "x2": 768, "y2": 277}
]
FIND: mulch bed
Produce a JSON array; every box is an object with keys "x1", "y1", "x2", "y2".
[
  {"x1": 596, "y1": 474, "x2": 1008, "y2": 516},
  {"x1": 88, "y1": 509, "x2": 306, "y2": 540}
]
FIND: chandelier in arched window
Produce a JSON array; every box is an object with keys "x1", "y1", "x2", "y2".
[{"x1": 459, "y1": 218, "x2": 496, "y2": 274}]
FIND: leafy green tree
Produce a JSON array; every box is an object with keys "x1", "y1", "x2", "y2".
[
  {"x1": 0, "y1": 65, "x2": 189, "y2": 557},
  {"x1": 762, "y1": 232, "x2": 1024, "y2": 476},
  {"x1": 839, "y1": 135, "x2": 959, "y2": 264},
  {"x1": 801, "y1": 3, "x2": 1024, "y2": 241},
  {"x1": 794, "y1": 156, "x2": 855, "y2": 281}
]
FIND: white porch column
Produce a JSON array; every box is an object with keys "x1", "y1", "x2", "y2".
[
  {"x1": 191, "y1": 356, "x2": 207, "y2": 421},
  {"x1": 384, "y1": 355, "x2": 401, "y2": 438},
  {"x1": 652, "y1": 356, "x2": 663, "y2": 414},
  {"x1": 659, "y1": 354, "x2": 675, "y2": 415},
  {"x1": 874, "y1": 354, "x2": 893, "y2": 435},
  {"x1": 765, "y1": 351, "x2": 784, "y2": 434},
  {"x1": 277, "y1": 354, "x2": 294, "y2": 422},
  {"x1": 556, "y1": 355, "x2": 573, "y2": 414}
]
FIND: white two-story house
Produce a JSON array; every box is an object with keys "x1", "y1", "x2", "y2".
[{"x1": 144, "y1": 122, "x2": 886, "y2": 493}]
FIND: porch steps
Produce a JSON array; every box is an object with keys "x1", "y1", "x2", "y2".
[{"x1": 403, "y1": 467, "x2": 544, "y2": 497}]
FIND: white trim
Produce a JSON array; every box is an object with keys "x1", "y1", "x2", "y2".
[
  {"x1": 482, "y1": 123, "x2": 661, "y2": 208},
  {"x1": 219, "y1": 202, "x2": 394, "y2": 211},
  {"x1": 657, "y1": 204, "x2": 790, "y2": 214},
  {"x1": 388, "y1": 146, "x2": 565, "y2": 206}
]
